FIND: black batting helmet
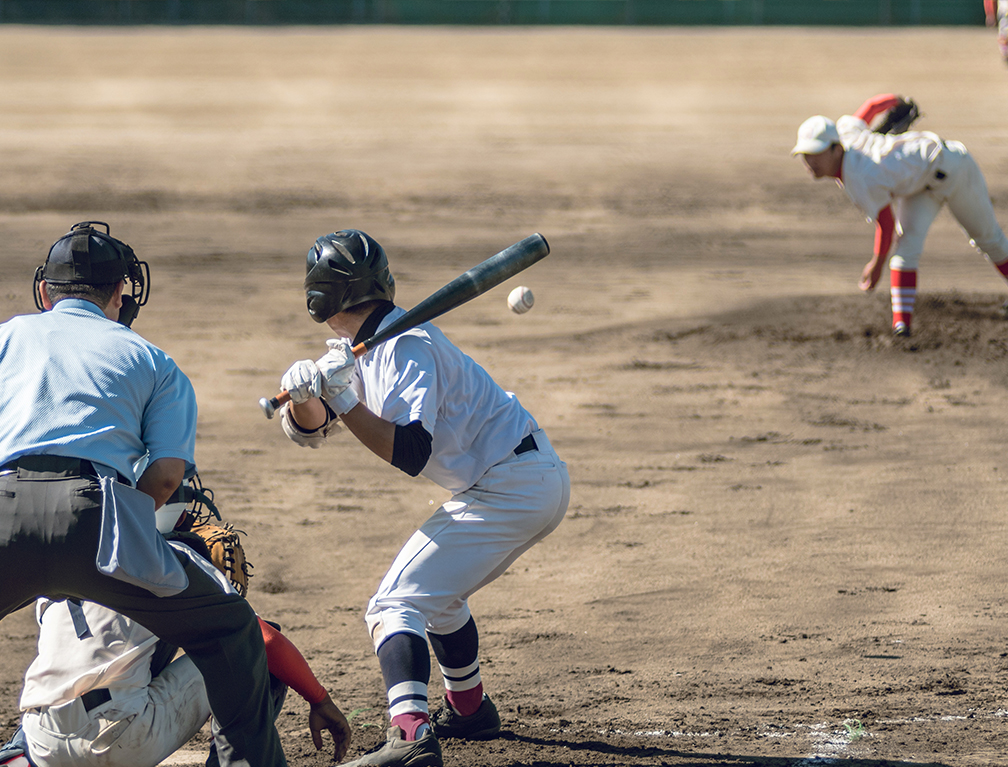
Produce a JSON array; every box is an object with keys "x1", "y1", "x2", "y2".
[
  {"x1": 34, "y1": 221, "x2": 150, "y2": 326},
  {"x1": 304, "y1": 229, "x2": 395, "y2": 323}
]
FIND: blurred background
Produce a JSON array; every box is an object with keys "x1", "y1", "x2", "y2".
[{"x1": 0, "y1": 0, "x2": 989, "y2": 26}]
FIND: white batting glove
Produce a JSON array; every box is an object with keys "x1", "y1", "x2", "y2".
[
  {"x1": 281, "y1": 359, "x2": 322, "y2": 405},
  {"x1": 316, "y1": 338, "x2": 356, "y2": 400}
]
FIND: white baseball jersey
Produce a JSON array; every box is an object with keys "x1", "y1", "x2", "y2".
[
  {"x1": 350, "y1": 307, "x2": 537, "y2": 494},
  {"x1": 832, "y1": 114, "x2": 1008, "y2": 271},
  {"x1": 836, "y1": 114, "x2": 944, "y2": 221}
]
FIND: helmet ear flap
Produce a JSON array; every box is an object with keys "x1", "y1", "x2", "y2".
[
  {"x1": 119, "y1": 296, "x2": 140, "y2": 328},
  {"x1": 306, "y1": 290, "x2": 336, "y2": 323},
  {"x1": 33, "y1": 266, "x2": 46, "y2": 311}
]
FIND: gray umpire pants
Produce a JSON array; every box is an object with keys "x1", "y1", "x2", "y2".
[{"x1": 0, "y1": 460, "x2": 286, "y2": 767}]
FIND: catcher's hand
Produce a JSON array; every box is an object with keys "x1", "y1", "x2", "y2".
[
  {"x1": 176, "y1": 515, "x2": 253, "y2": 597},
  {"x1": 874, "y1": 97, "x2": 921, "y2": 135},
  {"x1": 310, "y1": 691, "x2": 352, "y2": 761}
]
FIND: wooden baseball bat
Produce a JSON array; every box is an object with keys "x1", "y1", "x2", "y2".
[{"x1": 259, "y1": 232, "x2": 550, "y2": 419}]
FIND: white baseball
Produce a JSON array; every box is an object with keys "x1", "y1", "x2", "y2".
[{"x1": 507, "y1": 286, "x2": 535, "y2": 314}]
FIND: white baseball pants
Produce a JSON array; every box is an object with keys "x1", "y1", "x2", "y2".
[
  {"x1": 890, "y1": 140, "x2": 1008, "y2": 272},
  {"x1": 365, "y1": 428, "x2": 570, "y2": 648},
  {"x1": 21, "y1": 655, "x2": 210, "y2": 767}
]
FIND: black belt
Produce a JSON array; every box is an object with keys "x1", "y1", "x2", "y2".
[
  {"x1": 514, "y1": 434, "x2": 537, "y2": 456},
  {"x1": 925, "y1": 169, "x2": 947, "y2": 191},
  {"x1": 0, "y1": 455, "x2": 128, "y2": 484},
  {"x1": 81, "y1": 688, "x2": 111, "y2": 712}
]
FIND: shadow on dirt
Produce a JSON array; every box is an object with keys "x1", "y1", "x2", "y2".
[
  {"x1": 457, "y1": 730, "x2": 952, "y2": 767},
  {"x1": 637, "y1": 290, "x2": 1008, "y2": 387}
]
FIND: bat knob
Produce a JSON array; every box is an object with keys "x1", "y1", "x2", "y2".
[{"x1": 259, "y1": 396, "x2": 277, "y2": 419}]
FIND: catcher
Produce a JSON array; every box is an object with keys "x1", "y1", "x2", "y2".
[
  {"x1": 791, "y1": 93, "x2": 1008, "y2": 336},
  {"x1": 0, "y1": 474, "x2": 351, "y2": 767}
]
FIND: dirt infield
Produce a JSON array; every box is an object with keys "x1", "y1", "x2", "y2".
[{"x1": 2, "y1": 24, "x2": 1008, "y2": 767}]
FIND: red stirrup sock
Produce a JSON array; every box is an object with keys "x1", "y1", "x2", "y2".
[
  {"x1": 890, "y1": 268, "x2": 917, "y2": 333},
  {"x1": 391, "y1": 712, "x2": 431, "y2": 741},
  {"x1": 446, "y1": 683, "x2": 485, "y2": 718}
]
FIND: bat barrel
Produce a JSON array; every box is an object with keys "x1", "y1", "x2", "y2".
[{"x1": 360, "y1": 233, "x2": 549, "y2": 353}]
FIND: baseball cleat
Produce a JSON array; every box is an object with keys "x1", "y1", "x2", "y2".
[
  {"x1": 340, "y1": 726, "x2": 442, "y2": 767},
  {"x1": 893, "y1": 322, "x2": 910, "y2": 337},
  {"x1": 431, "y1": 695, "x2": 501, "y2": 740}
]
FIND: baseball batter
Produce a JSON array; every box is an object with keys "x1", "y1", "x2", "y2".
[
  {"x1": 792, "y1": 93, "x2": 1008, "y2": 336},
  {"x1": 276, "y1": 230, "x2": 570, "y2": 767}
]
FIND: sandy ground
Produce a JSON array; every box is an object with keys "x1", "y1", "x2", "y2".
[{"x1": 2, "y1": 24, "x2": 1008, "y2": 767}]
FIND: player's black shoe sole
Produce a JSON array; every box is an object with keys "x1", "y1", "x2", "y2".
[{"x1": 431, "y1": 695, "x2": 501, "y2": 740}]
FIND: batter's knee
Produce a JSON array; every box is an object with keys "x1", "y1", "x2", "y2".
[{"x1": 366, "y1": 601, "x2": 429, "y2": 654}]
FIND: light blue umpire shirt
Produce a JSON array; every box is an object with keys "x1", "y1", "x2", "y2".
[
  {"x1": 0, "y1": 298, "x2": 198, "y2": 595},
  {"x1": 0, "y1": 298, "x2": 197, "y2": 483}
]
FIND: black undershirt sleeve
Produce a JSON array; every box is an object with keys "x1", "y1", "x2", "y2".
[{"x1": 391, "y1": 420, "x2": 433, "y2": 477}]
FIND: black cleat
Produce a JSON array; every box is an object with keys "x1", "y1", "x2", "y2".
[{"x1": 431, "y1": 695, "x2": 501, "y2": 740}]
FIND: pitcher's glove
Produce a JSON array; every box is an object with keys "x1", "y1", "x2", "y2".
[
  {"x1": 174, "y1": 516, "x2": 252, "y2": 597},
  {"x1": 874, "y1": 97, "x2": 920, "y2": 134}
]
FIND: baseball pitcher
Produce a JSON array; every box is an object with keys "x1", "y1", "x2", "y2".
[{"x1": 792, "y1": 93, "x2": 1008, "y2": 336}]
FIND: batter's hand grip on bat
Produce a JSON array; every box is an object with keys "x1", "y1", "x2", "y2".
[{"x1": 260, "y1": 341, "x2": 368, "y2": 419}]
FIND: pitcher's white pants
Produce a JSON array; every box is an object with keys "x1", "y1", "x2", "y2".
[{"x1": 890, "y1": 140, "x2": 1008, "y2": 273}]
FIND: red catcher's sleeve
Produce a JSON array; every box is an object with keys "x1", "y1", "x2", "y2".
[
  {"x1": 259, "y1": 617, "x2": 327, "y2": 704},
  {"x1": 854, "y1": 94, "x2": 901, "y2": 125},
  {"x1": 875, "y1": 205, "x2": 896, "y2": 257}
]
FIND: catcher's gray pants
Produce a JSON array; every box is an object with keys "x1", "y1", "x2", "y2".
[{"x1": 0, "y1": 460, "x2": 286, "y2": 767}]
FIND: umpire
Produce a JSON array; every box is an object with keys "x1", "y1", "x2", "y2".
[{"x1": 0, "y1": 222, "x2": 286, "y2": 767}]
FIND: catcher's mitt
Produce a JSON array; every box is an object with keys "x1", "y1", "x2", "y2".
[
  {"x1": 167, "y1": 474, "x2": 253, "y2": 597},
  {"x1": 174, "y1": 519, "x2": 253, "y2": 597},
  {"x1": 874, "y1": 97, "x2": 921, "y2": 135}
]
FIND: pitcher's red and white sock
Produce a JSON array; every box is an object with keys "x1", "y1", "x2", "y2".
[{"x1": 890, "y1": 268, "x2": 917, "y2": 333}]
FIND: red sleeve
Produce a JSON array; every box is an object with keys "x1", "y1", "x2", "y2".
[
  {"x1": 986, "y1": 0, "x2": 996, "y2": 20},
  {"x1": 874, "y1": 205, "x2": 895, "y2": 257},
  {"x1": 854, "y1": 94, "x2": 901, "y2": 125},
  {"x1": 258, "y1": 617, "x2": 327, "y2": 704}
]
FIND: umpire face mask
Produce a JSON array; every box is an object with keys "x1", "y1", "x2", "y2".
[{"x1": 34, "y1": 221, "x2": 151, "y2": 327}]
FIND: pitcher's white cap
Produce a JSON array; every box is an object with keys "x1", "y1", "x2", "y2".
[{"x1": 791, "y1": 115, "x2": 839, "y2": 155}]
